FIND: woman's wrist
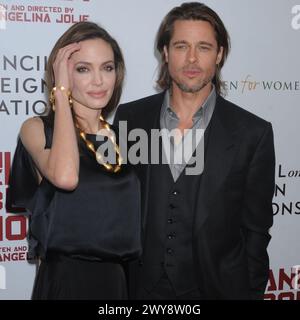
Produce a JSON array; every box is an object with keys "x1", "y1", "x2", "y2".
[{"x1": 49, "y1": 86, "x2": 72, "y2": 111}]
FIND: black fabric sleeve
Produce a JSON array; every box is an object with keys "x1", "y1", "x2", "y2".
[
  {"x1": 6, "y1": 137, "x2": 39, "y2": 214},
  {"x1": 242, "y1": 123, "x2": 275, "y2": 299}
]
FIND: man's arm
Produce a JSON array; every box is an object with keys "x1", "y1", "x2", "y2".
[{"x1": 242, "y1": 122, "x2": 275, "y2": 300}]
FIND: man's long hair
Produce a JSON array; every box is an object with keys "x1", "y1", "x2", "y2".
[{"x1": 156, "y1": 2, "x2": 230, "y2": 96}]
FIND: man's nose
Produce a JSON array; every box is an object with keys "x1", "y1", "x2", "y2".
[{"x1": 187, "y1": 47, "x2": 197, "y2": 64}]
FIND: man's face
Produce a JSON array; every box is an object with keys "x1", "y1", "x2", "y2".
[{"x1": 164, "y1": 20, "x2": 223, "y2": 93}]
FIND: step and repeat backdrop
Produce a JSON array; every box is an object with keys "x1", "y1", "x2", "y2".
[{"x1": 0, "y1": 0, "x2": 299, "y2": 299}]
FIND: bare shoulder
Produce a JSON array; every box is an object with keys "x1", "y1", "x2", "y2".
[{"x1": 20, "y1": 117, "x2": 45, "y2": 152}]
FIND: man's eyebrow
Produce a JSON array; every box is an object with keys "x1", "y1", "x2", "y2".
[
  {"x1": 171, "y1": 40, "x2": 214, "y2": 47},
  {"x1": 172, "y1": 40, "x2": 188, "y2": 45}
]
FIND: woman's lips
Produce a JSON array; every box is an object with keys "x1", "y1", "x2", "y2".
[{"x1": 87, "y1": 91, "x2": 107, "y2": 98}]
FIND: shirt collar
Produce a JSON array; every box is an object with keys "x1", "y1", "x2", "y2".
[{"x1": 162, "y1": 84, "x2": 216, "y2": 123}]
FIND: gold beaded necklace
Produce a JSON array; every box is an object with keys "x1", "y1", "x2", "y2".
[{"x1": 76, "y1": 115, "x2": 122, "y2": 173}]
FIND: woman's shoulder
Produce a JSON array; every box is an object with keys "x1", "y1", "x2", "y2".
[
  {"x1": 20, "y1": 116, "x2": 48, "y2": 151},
  {"x1": 20, "y1": 116, "x2": 43, "y2": 137}
]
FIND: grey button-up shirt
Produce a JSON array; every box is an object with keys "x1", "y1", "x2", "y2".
[{"x1": 160, "y1": 86, "x2": 216, "y2": 181}]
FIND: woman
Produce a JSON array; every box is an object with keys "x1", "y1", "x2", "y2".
[{"x1": 7, "y1": 22, "x2": 141, "y2": 299}]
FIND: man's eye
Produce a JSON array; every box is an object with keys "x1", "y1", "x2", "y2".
[
  {"x1": 175, "y1": 45, "x2": 187, "y2": 50},
  {"x1": 199, "y1": 46, "x2": 210, "y2": 51}
]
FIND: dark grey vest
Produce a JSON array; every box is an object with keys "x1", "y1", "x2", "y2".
[{"x1": 140, "y1": 159, "x2": 203, "y2": 296}]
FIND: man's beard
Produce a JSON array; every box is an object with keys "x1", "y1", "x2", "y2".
[{"x1": 173, "y1": 76, "x2": 212, "y2": 93}]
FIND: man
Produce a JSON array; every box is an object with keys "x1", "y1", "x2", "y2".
[{"x1": 114, "y1": 2, "x2": 275, "y2": 300}]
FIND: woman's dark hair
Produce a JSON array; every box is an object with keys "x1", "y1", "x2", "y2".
[{"x1": 45, "y1": 21, "x2": 125, "y2": 125}]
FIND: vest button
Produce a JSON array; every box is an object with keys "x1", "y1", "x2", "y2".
[
  {"x1": 167, "y1": 248, "x2": 173, "y2": 255},
  {"x1": 172, "y1": 190, "x2": 179, "y2": 195},
  {"x1": 167, "y1": 218, "x2": 173, "y2": 224},
  {"x1": 169, "y1": 203, "x2": 176, "y2": 209},
  {"x1": 167, "y1": 234, "x2": 174, "y2": 240}
]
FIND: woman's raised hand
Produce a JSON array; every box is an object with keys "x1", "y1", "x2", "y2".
[{"x1": 52, "y1": 43, "x2": 81, "y2": 91}]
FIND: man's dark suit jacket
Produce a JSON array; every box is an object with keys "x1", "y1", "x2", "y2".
[{"x1": 114, "y1": 91, "x2": 275, "y2": 299}]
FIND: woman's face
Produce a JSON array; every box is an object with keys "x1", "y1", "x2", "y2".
[{"x1": 69, "y1": 38, "x2": 116, "y2": 110}]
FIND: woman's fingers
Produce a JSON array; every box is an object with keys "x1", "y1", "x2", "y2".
[
  {"x1": 56, "y1": 43, "x2": 81, "y2": 62},
  {"x1": 53, "y1": 43, "x2": 81, "y2": 88}
]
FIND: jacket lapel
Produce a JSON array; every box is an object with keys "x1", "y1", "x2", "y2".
[
  {"x1": 194, "y1": 96, "x2": 241, "y2": 233},
  {"x1": 135, "y1": 92, "x2": 165, "y2": 233}
]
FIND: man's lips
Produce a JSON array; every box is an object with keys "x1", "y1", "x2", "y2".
[{"x1": 182, "y1": 69, "x2": 202, "y2": 77}]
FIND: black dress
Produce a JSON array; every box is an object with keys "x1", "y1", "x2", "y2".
[{"x1": 6, "y1": 117, "x2": 141, "y2": 300}]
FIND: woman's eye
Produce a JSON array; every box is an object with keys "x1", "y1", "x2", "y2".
[
  {"x1": 76, "y1": 66, "x2": 88, "y2": 73},
  {"x1": 104, "y1": 65, "x2": 115, "y2": 72}
]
